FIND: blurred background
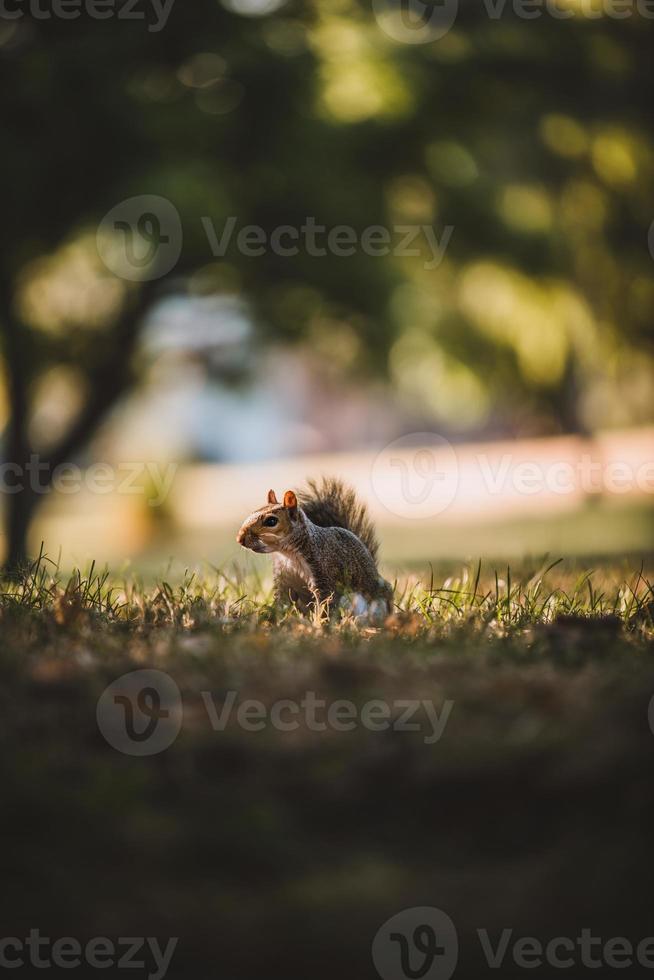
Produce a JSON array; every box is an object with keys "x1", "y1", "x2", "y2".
[{"x1": 1, "y1": 0, "x2": 653, "y2": 574}]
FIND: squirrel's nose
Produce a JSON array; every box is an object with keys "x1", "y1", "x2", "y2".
[{"x1": 236, "y1": 528, "x2": 246, "y2": 545}]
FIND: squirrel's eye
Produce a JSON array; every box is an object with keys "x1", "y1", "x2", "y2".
[{"x1": 263, "y1": 516, "x2": 278, "y2": 528}]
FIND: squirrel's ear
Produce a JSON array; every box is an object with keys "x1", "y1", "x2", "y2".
[
  {"x1": 283, "y1": 490, "x2": 297, "y2": 514},
  {"x1": 267, "y1": 489, "x2": 278, "y2": 504}
]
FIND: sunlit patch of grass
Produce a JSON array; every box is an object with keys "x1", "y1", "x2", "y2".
[{"x1": 1, "y1": 550, "x2": 652, "y2": 644}]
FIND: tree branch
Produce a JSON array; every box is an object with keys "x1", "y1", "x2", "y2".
[
  {"x1": 46, "y1": 278, "x2": 164, "y2": 472},
  {"x1": 0, "y1": 275, "x2": 170, "y2": 569}
]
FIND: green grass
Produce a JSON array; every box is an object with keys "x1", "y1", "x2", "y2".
[
  {"x1": 4, "y1": 549, "x2": 654, "y2": 631},
  {"x1": 1, "y1": 554, "x2": 653, "y2": 979}
]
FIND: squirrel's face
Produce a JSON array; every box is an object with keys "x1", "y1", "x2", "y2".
[{"x1": 236, "y1": 489, "x2": 298, "y2": 554}]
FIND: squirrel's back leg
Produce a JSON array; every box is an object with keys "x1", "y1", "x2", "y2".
[{"x1": 311, "y1": 572, "x2": 339, "y2": 612}]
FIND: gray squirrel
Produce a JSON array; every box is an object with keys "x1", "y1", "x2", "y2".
[{"x1": 237, "y1": 477, "x2": 393, "y2": 613}]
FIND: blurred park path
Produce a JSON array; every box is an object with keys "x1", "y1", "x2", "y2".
[{"x1": 24, "y1": 426, "x2": 654, "y2": 571}]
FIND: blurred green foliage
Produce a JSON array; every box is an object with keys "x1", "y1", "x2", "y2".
[{"x1": 0, "y1": 0, "x2": 653, "y2": 562}]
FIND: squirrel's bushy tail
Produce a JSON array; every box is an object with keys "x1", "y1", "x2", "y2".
[{"x1": 299, "y1": 477, "x2": 379, "y2": 561}]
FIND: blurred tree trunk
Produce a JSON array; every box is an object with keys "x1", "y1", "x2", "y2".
[
  {"x1": 558, "y1": 356, "x2": 588, "y2": 438},
  {"x1": 5, "y1": 489, "x2": 37, "y2": 573},
  {"x1": 3, "y1": 317, "x2": 34, "y2": 572},
  {"x1": 1, "y1": 281, "x2": 162, "y2": 575}
]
